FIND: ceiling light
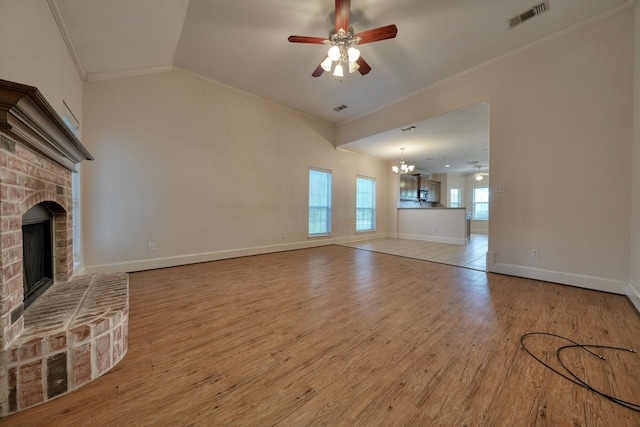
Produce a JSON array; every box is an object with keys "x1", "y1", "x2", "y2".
[
  {"x1": 475, "y1": 174, "x2": 484, "y2": 181},
  {"x1": 347, "y1": 47, "x2": 360, "y2": 62},
  {"x1": 328, "y1": 46, "x2": 341, "y2": 61},
  {"x1": 320, "y1": 56, "x2": 333, "y2": 72},
  {"x1": 445, "y1": 165, "x2": 450, "y2": 168},
  {"x1": 392, "y1": 147, "x2": 415, "y2": 175},
  {"x1": 315, "y1": 29, "x2": 365, "y2": 79}
]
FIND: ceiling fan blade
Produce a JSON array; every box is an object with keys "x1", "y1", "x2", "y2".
[
  {"x1": 288, "y1": 35, "x2": 328, "y2": 44},
  {"x1": 356, "y1": 56, "x2": 371, "y2": 75},
  {"x1": 335, "y1": 0, "x2": 350, "y2": 32},
  {"x1": 312, "y1": 62, "x2": 325, "y2": 78},
  {"x1": 355, "y1": 24, "x2": 398, "y2": 44}
]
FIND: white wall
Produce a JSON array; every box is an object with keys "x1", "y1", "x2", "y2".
[
  {"x1": 0, "y1": 1, "x2": 82, "y2": 122},
  {"x1": 465, "y1": 174, "x2": 490, "y2": 234},
  {"x1": 337, "y1": 10, "x2": 634, "y2": 294},
  {"x1": 398, "y1": 208, "x2": 467, "y2": 245},
  {"x1": 629, "y1": 3, "x2": 640, "y2": 311},
  {"x1": 445, "y1": 174, "x2": 467, "y2": 209},
  {"x1": 81, "y1": 70, "x2": 391, "y2": 272},
  {"x1": 432, "y1": 173, "x2": 448, "y2": 206}
]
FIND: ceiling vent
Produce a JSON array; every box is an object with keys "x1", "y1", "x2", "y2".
[
  {"x1": 333, "y1": 104, "x2": 348, "y2": 112},
  {"x1": 509, "y1": 1, "x2": 549, "y2": 29}
]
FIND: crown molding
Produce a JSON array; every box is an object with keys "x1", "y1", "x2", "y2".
[
  {"x1": 86, "y1": 65, "x2": 175, "y2": 82},
  {"x1": 47, "y1": 0, "x2": 174, "y2": 83},
  {"x1": 174, "y1": 67, "x2": 335, "y2": 128},
  {"x1": 337, "y1": 0, "x2": 638, "y2": 127},
  {"x1": 47, "y1": 0, "x2": 88, "y2": 81}
]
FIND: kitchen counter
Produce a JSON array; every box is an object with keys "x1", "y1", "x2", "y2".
[
  {"x1": 398, "y1": 207, "x2": 467, "y2": 210},
  {"x1": 397, "y1": 207, "x2": 468, "y2": 245}
]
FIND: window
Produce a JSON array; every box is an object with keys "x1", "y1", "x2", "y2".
[
  {"x1": 356, "y1": 177, "x2": 376, "y2": 232},
  {"x1": 309, "y1": 168, "x2": 332, "y2": 235},
  {"x1": 473, "y1": 187, "x2": 489, "y2": 220},
  {"x1": 450, "y1": 188, "x2": 461, "y2": 208}
]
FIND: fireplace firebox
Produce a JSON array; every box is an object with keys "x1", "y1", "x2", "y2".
[{"x1": 22, "y1": 203, "x2": 54, "y2": 308}]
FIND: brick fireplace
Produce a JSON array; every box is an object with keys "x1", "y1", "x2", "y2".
[{"x1": 0, "y1": 79, "x2": 128, "y2": 416}]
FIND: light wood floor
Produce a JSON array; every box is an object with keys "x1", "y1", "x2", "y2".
[
  {"x1": 3, "y1": 246, "x2": 639, "y2": 426},
  {"x1": 341, "y1": 234, "x2": 489, "y2": 270}
]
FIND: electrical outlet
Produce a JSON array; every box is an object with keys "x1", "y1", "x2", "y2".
[
  {"x1": 148, "y1": 243, "x2": 156, "y2": 252},
  {"x1": 531, "y1": 248, "x2": 539, "y2": 258}
]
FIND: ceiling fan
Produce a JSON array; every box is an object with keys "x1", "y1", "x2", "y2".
[
  {"x1": 287, "y1": 0, "x2": 398, "y2": 78},
  {"x1": 472, "y1": 166, "x2": 489, "y2": 181}
]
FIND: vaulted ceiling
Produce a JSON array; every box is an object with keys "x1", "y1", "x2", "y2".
[{"x1": 53, "y1": 0, "x2": 631, "y2": 171}]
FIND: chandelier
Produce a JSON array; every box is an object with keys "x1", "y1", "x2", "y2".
[
  {"x1": 392, "y1": 147, "x2": 415, "y2": 174},
  {"x1": 320, "y1": 28, "x2": 361, "y2": 77}
]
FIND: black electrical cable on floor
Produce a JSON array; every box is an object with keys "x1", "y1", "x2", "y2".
[{"x1": 519, "y1": 332, "x2": 640, "y2": 412}]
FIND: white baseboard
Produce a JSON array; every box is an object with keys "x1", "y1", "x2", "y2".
[
  {"x1": 490, "y1": 262, "x2": 627, "y2": 295},
  {"x1": 397, "y1": 233, "x2": 466, "y2": 245},
  {"x1": 627, "y1": 283, "x2": 640, "y2": 314},
  {"x1": 85, "y1": 233, "x2": 390, "y2": 274}
]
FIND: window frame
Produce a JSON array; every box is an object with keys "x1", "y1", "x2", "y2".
[
  {"x1": 308, "y1": 168, "x2": 332, "y2": 236},
  {"x1": 450, "y1": 187, "x2": 461, "y2": 208},
  {"x1": 355, "y1": 176, "x2": 376, "y2": 232},
  {"x1": 472, "y1": 187, "x2": 489, "y2": 220}
]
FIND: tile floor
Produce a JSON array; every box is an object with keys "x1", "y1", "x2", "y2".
[{"x1": 340, "y1": 234, "x2": 488, "y2": 271}]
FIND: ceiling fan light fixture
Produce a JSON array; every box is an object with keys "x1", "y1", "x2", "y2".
[
  {"x1": 321, "y1": 56, "x2": 333, "y2": 72},
  {"x1": 288, "y1": 2, "x2": 398, "y2": 78},
  {"x1": 328, "y1": 45, "x2": 341, "y2": 61},
  {"x1": 475, "y1": 174, "x2": 484, "y2": 181},
  {"x1": 333, "y1": 63, "x2": 344, "y2": 77},
  {"x1": 348, "y1": 61, "x2": 360, "y2": 73},
  {"x1": 347, "y1": 47, "x2": 360, "y2": 62}
]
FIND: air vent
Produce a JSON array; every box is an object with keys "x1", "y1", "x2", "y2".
[
  {"x1": 509, "y1": 1, "x2": 549, "y2": 29},
  {"x1": 401, "y1": 125, "x2": 417, "y2": 132},
  {"x1": 333, "y1": 104, "x2": 348, "y2": 112}
]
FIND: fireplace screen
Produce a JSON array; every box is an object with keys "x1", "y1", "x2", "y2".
[{"x1": 22, "y1": 204, "x2": 54, "y2": 308}]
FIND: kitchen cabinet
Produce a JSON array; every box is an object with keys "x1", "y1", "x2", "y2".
[
  {"x1": 400, "y1": 175, "x2": 419, "y2": 200},
  {"x1": 419, "y1": 177, "x2": 441, "y2": 202}
]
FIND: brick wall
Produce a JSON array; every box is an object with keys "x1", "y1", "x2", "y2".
[{"x1": 0, "y1": 134, "x2": 73, "y2": 350}]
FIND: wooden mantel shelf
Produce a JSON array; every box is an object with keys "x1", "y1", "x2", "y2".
[{"x1": 0, "y1": 79, "x2": 93, "y2": 171}]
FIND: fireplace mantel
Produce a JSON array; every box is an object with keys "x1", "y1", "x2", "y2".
[{"x1": 0, "y1": 79, "x2": 93, "y2": 171}]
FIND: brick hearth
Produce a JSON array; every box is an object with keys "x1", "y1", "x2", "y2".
[
  {"x1": 6, "y1": 273, "x2": 128, "y2": 413},
  {"x1": 0, "y1": 79, "x2": 129, "y2": 416}
]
